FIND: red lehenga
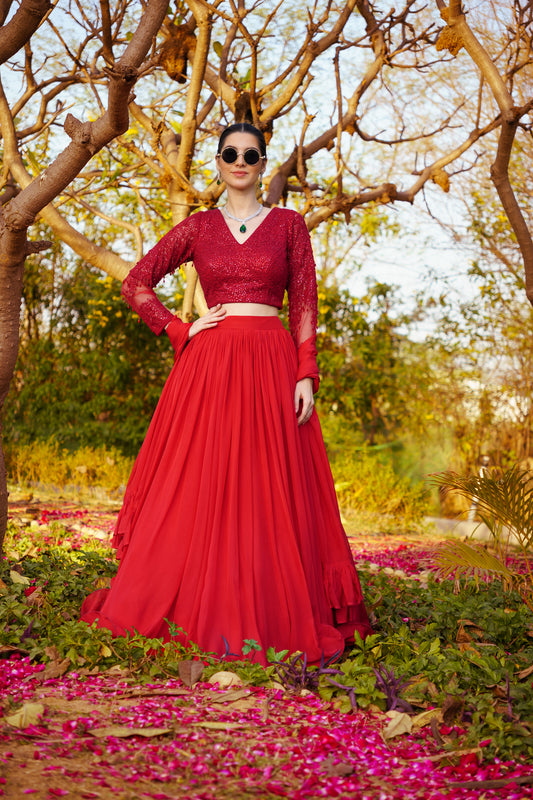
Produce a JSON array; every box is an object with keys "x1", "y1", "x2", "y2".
[{"x1": 81, "y1": 207, "x2": 372, "y2": 664}]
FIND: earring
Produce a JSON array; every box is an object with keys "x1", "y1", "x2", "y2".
[
  {"x1": 216, "y1": 172, "x2": 221, "y2": 186},
  {"x1": 259, "y1": 175, "x2": 263, "y2": 189}
]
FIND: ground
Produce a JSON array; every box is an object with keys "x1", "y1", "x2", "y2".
[{"x1": 2, "y1": 489, "x2": 533, "y2": 799}]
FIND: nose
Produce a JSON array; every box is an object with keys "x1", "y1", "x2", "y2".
[{"x1": 235, "y1": 151, "x2": 246, "y2": 165}]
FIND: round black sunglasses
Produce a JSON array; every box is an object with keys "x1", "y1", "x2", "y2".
[{"x1": 219, "y1": 146, "x2": 265, "y2": 166}]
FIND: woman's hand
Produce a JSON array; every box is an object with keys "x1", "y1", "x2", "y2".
[
  {"x1": 295, "y1": 377, "x2": 314, "y2": 426},
  {"x1": 189, "y1": 304, "x2": 227, "y2": 338}
]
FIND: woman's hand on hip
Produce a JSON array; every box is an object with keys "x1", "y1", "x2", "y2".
[
  {"x1": 295, "y1": 378, "x2": 314, "y2": 426},
  {"x1": 188, "y1": 304, "x2": 227, "y2": 338}
]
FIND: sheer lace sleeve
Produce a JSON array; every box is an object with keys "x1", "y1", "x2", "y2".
[
  {"x1": 287, "y1": 212, "x2": 320, "y2": 392},
  {"x1": 121, "y1": 213, "x2": 201, "y2": 335}
]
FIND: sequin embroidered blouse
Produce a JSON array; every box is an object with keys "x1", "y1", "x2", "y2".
[
  {"x1": 121, "y1": 207, "x2": 320, "y2": 387},
  {"x1": 123, "y1": 206, "x2": 317, "y2": 336}
]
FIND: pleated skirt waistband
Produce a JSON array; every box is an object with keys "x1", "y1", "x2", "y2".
[{"x1": 217, "y1": 315, "x2": 284, "y2": 332}]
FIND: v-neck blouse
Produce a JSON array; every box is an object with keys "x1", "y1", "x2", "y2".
[{"x1": 121, "y1": 206, "x2": 318, "y2": 349}]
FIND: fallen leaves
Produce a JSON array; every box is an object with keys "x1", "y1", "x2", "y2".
[
  {"x1": 382, "y1": 710, "x2": 412, "y2": 739},
  {"x1": 412, "y1": 708, "x2": 444, "y2": 732},
  {"x1": 89, "y1": 725, "x2": 172, "y2": 738},
  {"x1": 210, "y1": 688, "x2": 251, "y2": 704},
  {"x1": 178, "y1": 659, "x2": 205, "y2": 687},
  {"x1": 9, "y1": 569, "x2": 31, "y2": 586},
  {"x1": 1, "y1": 647, "x2": 533, "y2": 800},
  {"x1": 316, "y1": 754, "x2": 355, "y2": 777},
  {"x1": 517, "y1": 665, "x2": 533, "y2": 681},
  {"x1": 41, "y1": 646, "x2": 71, "y2": 680},
  {"x1": 207, "y1": 670, "x2": 244, "y2": 688},
  {"x1": 5, "y1": 701, "x2": 45, "y2": 728},
  {"x1": 4, "y1": 507, "x2": 533, "y2": 798},
  {"x1": 192, "y1": 721, "x2": 249, "y2": 730}
]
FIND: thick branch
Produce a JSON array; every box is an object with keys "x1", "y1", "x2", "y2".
[
  {"x1": 0, "y1": 0, "x2": 51, "y2": 65},
  {"x1": 491, "y1": 119, "x2": 533, "y2": 305},
  {"x1": 177, "y1": 1, "x2": 214, "y2": 180},
  {"x1": 0, "y1": 1, "x2": 14, "y2": 26},
  {"x1": 100, "y1": 0, "x2": 114, "y2": 66},
  {"x1": 3, "y1": 0, "x2": 169, "y2": 230},
  {"x1": 305, "y1": 183, "x2": 403, "y2": 230},
  {"x1": 203, "y1": 64, "x2": 235, "y2": 109},
  {"x1": 441, "y1": 0, "x2": 514, "y2": 117},
  {"x1": 39, "y1": 203, "x2": 132, "y2": 280}
]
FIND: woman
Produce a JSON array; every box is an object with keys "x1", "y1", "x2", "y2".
[{"x1": 81, "y1": 122, "x2": 372, "y2": 664}]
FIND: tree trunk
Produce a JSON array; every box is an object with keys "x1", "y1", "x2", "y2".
[
  {"x1": 0, "y1": 0, "x2": 169, "y2": 551},
  {"x1": 0, "y1": 229, "x2": 26, "y2": 545}
]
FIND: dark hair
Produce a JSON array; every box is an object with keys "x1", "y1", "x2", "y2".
[{"x1": 217, "y1": 123, "x2": 267, "y2": 157}]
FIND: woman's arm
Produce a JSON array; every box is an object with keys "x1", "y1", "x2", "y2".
[
  {"x1": 121, "y1": 213, "x2": 201, "y2": 336},
  {"x1": 286, "y1": 212, "x2": 320, "y2": 425},
  {"x1": 287, "y1": 212, "x2": 319, "y2": 358}
]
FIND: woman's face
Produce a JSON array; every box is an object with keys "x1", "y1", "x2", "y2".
[{"x1": 216, "y1": 132, "x2": 266, "y2": 192}]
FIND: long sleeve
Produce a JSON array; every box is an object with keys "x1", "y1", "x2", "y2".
[
  {"x1": 287, "y1": 213, "x2": 320, "y2": 393},
  {"x1": 121, "y1": 213, "x2": 201, "y2": 336}
]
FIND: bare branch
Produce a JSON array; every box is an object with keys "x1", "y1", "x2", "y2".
[
  {"x1": 62, "y1": 190, "x2": 143, "y2": 261},
  {"x1": 100, "y1": 0, "x2": 115, "y2": 66},
  {"x1": 440, "y1": 1, "x2": 514, "y2": 116},
  {"x1": 176, "y1": 0, "x2": 217, "y2": 186},
  {"x1": 261, "y1": 0, "x2": 359, "y2": 123},
  {"x1": 438, "y1": 0, "x2": 533, "y2": 304}
]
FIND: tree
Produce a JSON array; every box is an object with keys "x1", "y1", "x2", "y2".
[
  {"x1": 428, "y1": 136, "x2": 533, "y2": 468},
  {"x1": 0, "y1": 0, "x2": 169, "y2": 545},
  {"x1": 0, "y1": 0, "x2": 532, "y2": 548},
  {"x1": 434, "y1": 0, "x2": 533, "y2": 301}
]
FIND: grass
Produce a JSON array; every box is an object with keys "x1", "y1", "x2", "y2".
[{"x1": 7, "y1": 438, "x2": 431, "y2": 529}]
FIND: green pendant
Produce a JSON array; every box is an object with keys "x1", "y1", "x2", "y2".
[{"x1": 239, "y1": 223, "x2": 246, "y2": 233}]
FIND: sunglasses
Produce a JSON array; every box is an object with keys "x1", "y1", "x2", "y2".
[{"x1": 219, "y1": 146, "x2": 265, "y2": 166}]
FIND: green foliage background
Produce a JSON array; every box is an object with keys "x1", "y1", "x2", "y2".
[
  {"x1": 5, "y1": 161, "x2": 533, "y2": 507},
  {"x1": 5, "y1": 230, "x2": 182, "y2": 459}
]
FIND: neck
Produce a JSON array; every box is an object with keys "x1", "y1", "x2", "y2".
[{"x1": 225, "y1": 188, "x2": 262, "y2": 217}]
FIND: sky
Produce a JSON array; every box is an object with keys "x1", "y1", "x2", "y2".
[{"x1": 326, "y1": 191, "x2": 481, "y2": 341}]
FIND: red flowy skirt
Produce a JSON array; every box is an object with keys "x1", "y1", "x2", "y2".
[{"x1": 81, "y1": 316, "x2": 372, "y2": 663}]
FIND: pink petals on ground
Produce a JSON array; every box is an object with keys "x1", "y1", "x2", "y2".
[{"x1": 1, "y1": 658, "x2": 533, "y2": 799}]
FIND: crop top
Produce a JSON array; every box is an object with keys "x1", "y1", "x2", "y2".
[{"x1": 121, "y1": 207, "x2": 319, "y2": 388}]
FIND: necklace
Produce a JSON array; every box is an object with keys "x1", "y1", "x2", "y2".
[{"x1": 223, "y1": 204, "x2": 263, "y2": 233}]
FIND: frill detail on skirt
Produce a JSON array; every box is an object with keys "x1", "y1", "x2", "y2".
[
  {"x1": 323, "y1": 561, "x2": 374, "y2": 637},
  {"x1": 111, "y1": 490, "x2": 137, "y2": 561}
]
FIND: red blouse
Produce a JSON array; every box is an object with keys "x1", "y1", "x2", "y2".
[{"x1": 121, "y1": 207, "x2": 319, "y2": 388}]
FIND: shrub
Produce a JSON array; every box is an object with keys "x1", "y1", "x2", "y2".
[
  {"x1": 331, "y1": 448, "x2": 429, "y2": 531},
  {"x1": 7, "y1": 440, "x2": 133, "y2": 494}
]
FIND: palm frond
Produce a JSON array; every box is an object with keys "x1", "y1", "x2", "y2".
[
  {"x1": 431, "y1": 466, "x2": 533, "y2": 550},
  {"x1": 434, "y1": 540, "x2": 515, "y2": 588}
]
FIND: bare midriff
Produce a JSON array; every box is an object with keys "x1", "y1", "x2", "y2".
[{"x1": 221, "y1": 302, "x2": 279, "y2": 316}]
